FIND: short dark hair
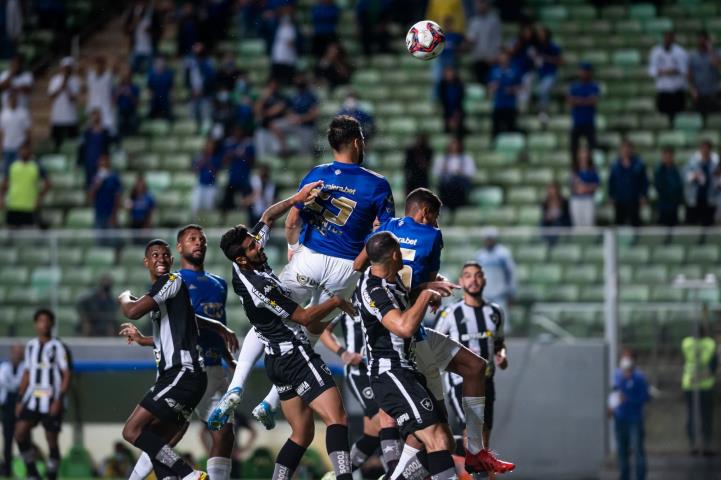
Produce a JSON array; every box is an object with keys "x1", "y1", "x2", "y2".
[
  {"x1": 461, "y1": 261, "x2": 483, "y2": 273},
  {"x1": 366, "y1": 232, "x2": 399, "y2": 264},
  {"x1": 405, "y1": 188, "x2": 442, "y2": 215},
  {"x1": 176, "y1": 224, "x2": 204, "y2": 243},
  {"x1": 33, "y1": 308, "x2": 55, "y2": 324},
  {"x1": 327, "y1": 115, "x2": 363, "y2": 152},
  {"x1": 145, "y1": 239, "x2": 170, "y2": 256},
  {"x1": 220, "y1": 225, "x2": 250, "y2": 262}
]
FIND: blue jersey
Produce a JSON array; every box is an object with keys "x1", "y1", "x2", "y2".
[
  {"x1": 372, "y1": 216, "x2": 444, "y2": 342},
  {"x1": 296, "y1": 161, "x2": 395, "y2": 260},
  {"x1": 179, "y1": 269, "x2": 228, "y2": 366}
]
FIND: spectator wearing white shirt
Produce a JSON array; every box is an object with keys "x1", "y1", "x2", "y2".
[
  {"x1": 648, "y1": 31, "x2": 688, "y2": 126},
  {"x1": 0, "y1": 91, "x2": 30, "y2": 172},
  {"x1": 433, "y1": 136, "x2": 476, "y2": 222},
  {"x1": 85, "y1": 56, "x2": 117, "y2": 133},
  {"x1": 270, "y1": 5, "x2": 300, "y2": 85},
  {"x1": 124, "y1": 0, "x2": 157, "y2": 74},
  {"x1": 474, "y1": 227, "x2": 517, "y2": 331},
  {"x1": 245, "y1": 164, "x2": 276, "y2": 226},
  {"x1": 683, "y1": 139, "x2": 720, "y2": 226},
  {"x1": 466, "y1": 0, "x2": 502, "y2": 85},
  {"x1": 48, "y1": 57, "x2": 82, "y2": 151},
  {"x1": 0, "y1": 344, "x2": 24, "y2": 477},
  {"x1": 0, "y1": 55, "x2": 33, "y2": 111}
]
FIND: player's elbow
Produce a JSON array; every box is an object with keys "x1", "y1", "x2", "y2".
[
  {"x1": 394, "y1": 324, "x2": 415, "y2": 339},
  {"x1": 123, "y1": 306, "x2": 143, "y2": 320},
  {"x1": 291, "y1": 310, "x2": 312, "y2": 327}
]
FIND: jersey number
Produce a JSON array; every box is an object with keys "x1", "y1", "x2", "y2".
[
  {"x1": 307, "y1": 192, "x2": 358, "y2": 227},
  {"x1": 399, "y1": 248, "x2": 416, "y2": 288}
]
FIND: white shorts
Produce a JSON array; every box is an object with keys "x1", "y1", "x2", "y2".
[
  {"x1": 195, "y1": 365, "x2": 231, "y2": 423},
  {"x1": 278, "y1": 245, "x2": 360, "y2": 306},
  {"x1": 414, "y1": 328, "x2": 462, "y2": 401}
]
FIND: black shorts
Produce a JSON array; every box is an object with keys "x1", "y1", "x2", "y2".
[
  {"x1": 265, "y1": 346, "x2": 336, "y2": 404},
  {"x1": 447, "y1": 377, "x2": 495, "y2": 431},
  {"x1": 140, "y1": 367, "x2": 207, "y2": 428},
  {"x1": 371, "y1": 369, "x2": 446, "y2": 438},
  {"x1": 18, "y1": 407, "x2": 63, "y2": 433},
  {"x1": 6, "y1": 210, "x2": 36, "y2": 227},
  {"x1": 345, "y1": 365, "x2": 379, "y2": 418}
]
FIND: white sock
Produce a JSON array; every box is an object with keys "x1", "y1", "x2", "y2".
[
  {"x1": 129, "y1": 452, "x2": 154, "y2": 480},
  {"x1": 463, "y1": 396, "x2": 486, "y2": 454},
  {"x1": 262, "y1": 385, "x2": 281, "y2": 411},
  {"x1": 207, "y1": 456, "x2": 232, "y2": 480},
  {"x1": 391, "y1": 444, "x2": 420, "y2": 480},
  {"x1": 229, "y1": 328, "x2": 265, "y2": 391}
]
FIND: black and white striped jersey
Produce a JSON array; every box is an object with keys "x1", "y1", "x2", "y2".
[
  {"x1": 148, "y1": 272, "x2": 203, "y2": 373},
  {"x1": 354, "y1": 268, "x2": 414, "y2": 376},
  {"x1": 330, "y1": 312, "x2": 367, "y2": 375},
  {"x1": 433, "y1": 299, "x2": 506, "y2": 383},
  {"x1": 20, "y1": 338, "x2": 69, "y2": 413}
]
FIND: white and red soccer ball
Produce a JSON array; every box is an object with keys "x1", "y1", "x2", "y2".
[{"x1": 406, "y1": 20, "x2": 446, "y2": 61}]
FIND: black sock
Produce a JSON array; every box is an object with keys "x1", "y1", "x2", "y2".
[
  {"x1": 326, "y1": 424, "x2": 352, "y2": 480},
  {"x1": 379, "y1": 427, "x2": 402, "y2": 473},
  {"x1": 350, "y1": 433, "x2": 380, "y2": 469},
  {"x1": 426, "y1": 451, "x2": 456, "y2": 480},
  {"x1": 46, "y1": 447, "x2": 60, "y2": 480},
  {"x1": 152, "y1": 458, "x2": 178, "y2": 480},
  {"x1": 417, "y1": 449, "x2": 429, "y2": 471},
  {"x1": 273, "y1": 439, "x2": 306, "y2": 480},
  {"x1": 133, "y1": 428, "x2": 193, "y2": 477},
  {"x1": 17, "y1": 440, "x2": 40, "y2": 479}
]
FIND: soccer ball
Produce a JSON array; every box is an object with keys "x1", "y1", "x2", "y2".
[{"x1": 405, "y1": 20, "x2": 446, "y2": 61}]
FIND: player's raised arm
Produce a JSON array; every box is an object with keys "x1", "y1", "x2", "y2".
[
  {"x1": 353, "y1": 247, "x2": 369, "y2": 272},
  {"x1": 261, "y1": 179, "x2": 323, "y2": 228},
  {"x1": 117, "y1": 290, "x2": 158, "y2": 320},
  {"x1": 195, "y1": 314, "x2": 240, "y2": 353},
  {"x1": 380, "y1": 288, "x2": 440, "y2": 339}
]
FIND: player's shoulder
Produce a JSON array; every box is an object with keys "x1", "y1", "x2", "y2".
[
  {"x1": 358, "y1": 166, "x2": 387, "y2": 180},
  {"x1": 442, "y1": 299, "x2": 465, "y2": 316},
  {"x1": 485, "y1": 301, "x2": 505, "y2": 320},
  {"x1": 206, "y1": 272, "x2": 228, "y2": 288}
]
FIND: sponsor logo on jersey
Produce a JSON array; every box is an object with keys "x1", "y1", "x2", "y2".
[
  {"x1": 396, "y1": 412, "x2": 410, "y2": 426},
  {"x1": 324, "y1": 184, "x2": 357, "y2": 195},
  {"x1": 420, "y1": 397, "x2": 434, "y2": 411},
  {"x1": 296, "y1": 381, "x2": 310, "y2": 396},
  {"x1": 397, "y1": 236, "x2": 418, "y2": 246},
  {"x1": 277, "y1": 384, "x2": 292, "y2": 393}
]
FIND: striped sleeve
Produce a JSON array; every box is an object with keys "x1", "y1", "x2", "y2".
[{"x1": 149, "y1": 273, "x2": 183, "y2": 306}]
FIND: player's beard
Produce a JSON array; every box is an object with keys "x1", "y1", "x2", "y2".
[
  {"x1": 464, "y1": 286, "x2": 484, "y2": 298},
  {"x1": 183, "y1": 252, "x2": 205, "y2": 267}
]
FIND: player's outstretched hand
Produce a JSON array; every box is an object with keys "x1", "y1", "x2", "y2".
[
  {"x1": 294, "y1": 180, "x2": 324, "y2": 205},
  {"x1": 119, "y1": 322, "x2": 144, "y2": 345},
  {"x1": 335, "y1": 297, "x2": 357, "y2": 317},
  {"x1": 424, "y1": 289, "x2": 443, "y2": 313},
  {"x1": 424, "y1": 281, "x2": 460, "y2": 297}
]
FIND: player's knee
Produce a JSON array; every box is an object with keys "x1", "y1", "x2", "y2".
[
  {"x1": 121, "y1": 423, "x2": 140, "y2": 444},
  {"x1": 289, "y1": 427, "x2": 314, "y2": 448},
  {"x1": 418, "y1": 424, "x2": 451, "y2": 453}
]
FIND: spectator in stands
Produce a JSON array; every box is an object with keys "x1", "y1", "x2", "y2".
[
  {"x1": 466, "y1": 0, "x2": 502, "y2": 85},
  {"x1": 683, "y1": 139, "x2": 719, "y2": 226},
  {"x1": 287, "y1": 73, "x2": 319, "y2": 154},
  {"x1": 176, "y1": 2, "x2": 201, "y2": 58},
  {"x1": 311, "y1": 0, "x2": 340, "y2": 58},
  {"x1": 315, "y1": 42, "x2": 353, "y2": 91},
  {"x1": 234, "y1": 74, "x2": 256, "y2": 134},
  {"x1": 79, "y1": 109, "x2": 112, "y2": 189},
  {"x1": 356, "y1": 0, "x2": 390, "y2": 57},
  {"x1": 254, "y1": 78, "x2": 288, "y2": 158},
  {"x1": 611, "y1": 348, "x2": 650, "y2": 480},
  {"x1": 535, "y1": 26, "x2": 562, "y2": 124},
  {"x1": 681, "y1": 325, "x2": 717, "y2": 456},
  {"x1": 433, "y1": 16, "x2": 465, "y2": 95},
  {"x1": 439, "y1": 66, "x2": 465, "y2": 135},
  {"x1": 115, "y1": 70, "x2": 140, "y2": 137},
  {"x1": 688, "y1": 31, "x2": 721, "y2": 127},
  {"x1": 185, "y1": 42, "x2": 216, "y2": 132},
  {"x1": 426, "y1": 0, "x2": 465, "y2": 34},
  {"x1": 404, "y1": 133, "x2": 432, "y2": 195},
  {"x1": 204, "y1": 0, "x2": 232, "y2": 51},
  {"x1": 270, "y1": 4, "x2": 301, "y2": 86},
  {"x1": 608, "y1": 139, "x2": 648, "y2": 226},
  {"x1": 220, "y1": 127, "x2": 255, "y2": 222},
  {"x1": 337, "y1": 91, "x2": 375, "y2": 140},
  {"x1": 510, "y1": 22, "x2": 537, "y2": 113},
  {"x1": 0, "y1": 54, "x2": 33, "y2": 110},
  {"x1": 569, "y1": 147, "x2": 599, "y2": 227},
  {"x1": 211, "y1": 88, "x2": 237, "y2": 139},
  {"x1": 653, "y1": 146, "x2": 684, "y2": 227},
  {"x1": 2, "y1": 0, "x2": 22, "y2": 60},
  {"x1": 568, "y1": 62, "x2": 600, "y2": 163},
  {"x1": 48, "y1": 57, "x2": 82, "y2": 151},
  {"x1": 127, "y1": 173, "x2": 155, "y2": 231},
  {"x1": 75, "y1": 275, "x2": 120, "y2": 337},
  {"x1": 216, "y1": 52, "x2": 241, "y2": 92},
  {"x1": 649, "y1": 31, "x2": 688, "y2": 126},
  {"x1": 489, "y1": 49, "x2": 522, "y2": 141},
  {"x1": 541, "y1": 181, "x2": 570, "y2": 227},
  {"x1": 147, "y1": 55, "x2": 174, "y2": 122},
  {"x1": 191, "y1": 138, "x2": 222, "y2": 216},
  {"x1": 0, "y1": 343, "x2": 23, "y2": 477},
  {"x1": 89, "y1": 154, "x2": 122, "y2": 233},
  {"x1": 474, "y1": 227, "x2": 516, "y2": 330},
  {"x1": 0, "y1": 91, "x2": 30, "y2": 171},
  {"x1": 102, "y1": 442, "x2": 136, "y2": 478},
  {"x1": 85, "y1": 56, "x2": 117, "y2": 134},
  {"x1": 125, "y1": 0, "x2": 159, "y2": 74},
  {"x1": 0, "y1": 142, "x2": 49, "y2": 228},
  {"x1": 246, "y1": 164, "x2": 277, "y2": 226},
  {"x1": 433, "y1": 136, "x2": 475, "y2": 222}
]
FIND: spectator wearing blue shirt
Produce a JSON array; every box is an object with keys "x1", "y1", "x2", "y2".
[
  {"x1": 535, "y1": 26, "x2": 562, "y2": 122},
  {"x1": 337, "y1": 91, "x2": 375, "y2": 140},
  {"x1": 185, "y1": 42, "x2": 216, "y2": 132},
  {"x1": 511, "y1": 23, "x2": 537, "y2": 112},
  {"x1": 115, "y1": 70, "x2": 140, "y2": 137},
  {"x1": 653, "y1": 146, "x2": 684, "y2": 227},
  {"x1": 311, "y1": 0, "x2": 340, "y2": 58},
  {"x1": 127, "y1": 174, "x2": 155, "y2": 230},
  {"x1": 356, "y1": 0, "x2": 391, "y2": 57},
  {"x1": 570, "y1": 147, "x2": 600, "y2": 226},
  {"x1": 433, "y1": 16, "x2": 465, "y2": 97},
  {"x1": 611, "y1": 349, "x2": 650, "y2": 480},
  {"x1": 192, "y1": 138, "x2": 222, "y2": 216},
  {"x1": 79, "y1": 109, "x2": 112, "y2": 189},
  {"x1": 147, "y1": 56, "x2": 174, "y2": 121},
  {"x1": 568, "y1": 62, "x2": 600, "y2": 162},
  {"x1": 608, "y1": 140, "x2": 648, "y2": 226},
  {"x1": 176, "y1": 3, "x2": 200, "y2": 58},
  {"x1": 439, "y1": 66, "x2": 465, "y2": 135},
  {"x1": 488, "y1": 50, "x2": 522, "y2": 140},
  {"x1": 220, "y1": 127, "x2": 255, "y2": 221},
  {"x1": 286, "y1": 74, "x2": 319, "y2": 154},
  {"x1": 90, "y1": 155, "x2": 123, "y2": 243}
]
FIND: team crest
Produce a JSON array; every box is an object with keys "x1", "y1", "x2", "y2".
[
  {"x1": 420, "y1": 397, "x2": 434, "y2": 411},
  {"x1": 362, "y1": 387, "x2": 374, "y2": 399},
  {"x1": 321, "y1": 364, "x2": 332, "y2": 376}
]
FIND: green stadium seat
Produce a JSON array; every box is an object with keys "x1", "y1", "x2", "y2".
[
  {"x1": 517, "y1": 206, "x2": 541, "y2": 225},
  {"x1": 172, "y1": 172, "x2": 196, "y2": 190},
  {"x1": 615, "y1": 20, "x2": 643, "y2": 34},
  {"x1": 470, "y1": 187, "x2": 503, "y2": 207},
  {"x1": 657, "y1": 130, "x2": 692, "y2": 147},
  {"x1": 629, "y1": 3, "x2": 656, "y2": 19},
  {"x1": 0, "y1": 248, "x2": 18, "y2": 264},
  {"x1": 527, "y1": 133, "x2": 557, "y2": 150},
  {"x1": 581, "y1": 50, "x2": 609, "y2": 65},
  {"x1": 530, "y1": 264, "x2": 563, "y2": 284},
  {"x1": 568, "y1": 5, "x2": 596, "y2": 19},
  {"x1": 18, "y1": 247, "x2": 50, "y2": 266},
  {"x1": 618, "y1": 245, "x2": 650, "y2": 264},
  {"x1": 644, "y1": 18, "x2": 673, "y2": 34},
  {"x1": 652, "y1": 245, "x2": 685, "y2": 264},
  {"x1": 620, "y1": 285, "x2": 650, "y2": 302},
  {"x1": 146, "y1": 171, "x2": 172, "y2": 192},
  {"x1": 687, "y1": 245, "x2": 719, "y2": 263},
  {"x1": 84, "y1": 248, "x2": 115, "y2": 267},
  {"x1": 523, "y1": 168, "x2": 554, "y2": 186},
  {"x1": 66, "y1": 209, "x2": 94, "y2": 228},
  {"x1": 612, "y1": 49, "x2": 641, "y2": 66},
  {"x1": 506, "y1": 187, "x2": 538, "y2": 205},
  {"x1": 515, "y1": 244, "x2": 548, "y2": 263},
  {"x1": 546, "y1": 285, "x2": 580, "y2": 302},
  {"x1": 40, "y1": 154, "x2": 68, "y2": 173},
  {"x1": 490, "y1": 168, "x2": 522, "y2": 185},
  {"x1": 5, "y1": 287, "x2": 41, "y2": 305},
  {"x1": 129, "y1": 153, "x2": 161, "y2": 170},
  {"x1": 539, "y1": 6, "x2": 567, "y2": 21},
  {"x1": 634, "y1": 265, "x2": 668, "y2": 283},
  {"x1": 564, "y1": 265, "x2": 599, "y2": 283},
  {"x1": 549, "y1": 244, "x2": 582, "y2": 263},
  {"x1": 580, "y1": 286, "x2": 603, "y2": 302},
  {"x1": 63, "y1": 267, "x2": 94, "y2": 287},
  {"x1": 494, "y1": 133, "x2": 525, "y2": 156},
  {"x1": 674, "y1": 113, "x2": 703, "y2": 131},
  {"x1": 650, "y1": 286, "x2": 685, "y2": 302}
]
